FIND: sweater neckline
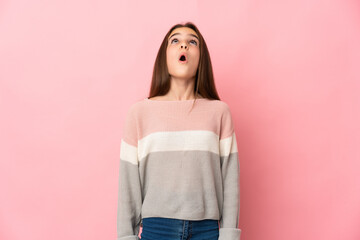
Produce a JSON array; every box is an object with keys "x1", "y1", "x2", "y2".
[{"x1": 144, "y1": 97, "x2": 208, "y2": 102}]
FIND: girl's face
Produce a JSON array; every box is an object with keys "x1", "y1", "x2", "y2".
[{"x1": 166, "y1": 27, "x2": 200, "y2": 81}]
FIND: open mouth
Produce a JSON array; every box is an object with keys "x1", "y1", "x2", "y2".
[{"x1": 178, "y1": 54, "x2": 188, "y2": 63}]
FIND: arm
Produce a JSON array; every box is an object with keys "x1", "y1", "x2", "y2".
[
  {"x1": 218, "y1": 105, "x2": 242, "y2": 240},
  {"x1": 117, "y1": 105, "x2": 142, "y2": 240}
]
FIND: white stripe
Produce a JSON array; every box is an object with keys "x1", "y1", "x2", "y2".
[
  {"x1": 120, "y1": 139, "x2": 138, "y2": 165},
  {"x1": 219, "y1": 132, "x2": 238, "y2": 157},
  {"x1": 138, "y1": 130, "x2": 220, "y2": 160}
]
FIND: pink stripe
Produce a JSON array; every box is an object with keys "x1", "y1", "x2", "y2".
[{"x1": 124, "y1": 99, "x2": 235, "y2": 142}]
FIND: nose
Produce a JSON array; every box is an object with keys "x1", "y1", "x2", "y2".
[{"x1": 180, "y1": 44, "x2": 188, "y2": 49}]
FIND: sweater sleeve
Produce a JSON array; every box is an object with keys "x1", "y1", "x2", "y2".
[
  {"x1": 218, "y1": 104, "x2": 242, "y2": 240},
  {"x1": 117, "y1": 105, "x2": 142, "y2": 240}
]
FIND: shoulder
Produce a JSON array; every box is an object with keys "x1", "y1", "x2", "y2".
[
  {"x1": 217, "y1": 100, "x2": 231, "y2": 110},
  {"x1": 122, "y1": 99, "x2": 145, "y2": 123},
  {"x1": 209, "y1": 99, "x2": 232, "y2": 115},
  {"x1": 216, "y1": 100, "x2": 235, "y2": 138},
  {"x1": 126, "y1": 97, "x2": 148, "y2": 113},
  {"x1": 126, "y1": 98, "x2": 232, "y2": 115}
]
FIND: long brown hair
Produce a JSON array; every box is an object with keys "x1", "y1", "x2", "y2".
[{"x1": 148, "y1": 22, "x2": 220, "y2": 110}]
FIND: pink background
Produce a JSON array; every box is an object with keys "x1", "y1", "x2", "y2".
[{"x1": 1, "y1": 0, "x2": 360, "y2": 240}]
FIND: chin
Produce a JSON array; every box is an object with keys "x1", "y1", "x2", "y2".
[{"x1": 170, "y1": 70, "x2": 196, "y2": 78}]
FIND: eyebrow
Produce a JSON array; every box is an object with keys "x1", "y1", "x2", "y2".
[{"x1": 168, "y1": 33, "x2": 199, "y2": 41}]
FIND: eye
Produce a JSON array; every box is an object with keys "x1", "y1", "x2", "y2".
[
  {"x1": 190, "y1": 40, "x2": 198, "y2": 46},
  {"x1": 170, "y1": 38, "x2": 198, "y2": 46},
  {"x1": 170, "y1": 38, "x2": 178, "y2": 44}
]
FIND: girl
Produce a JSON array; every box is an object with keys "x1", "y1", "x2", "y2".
[{"x1": 117, "y1": 22, "x2": 241, "y2": 240}]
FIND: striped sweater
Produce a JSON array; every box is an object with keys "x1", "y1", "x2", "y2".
[{"x1": 117, "y1": 97, "x2": 241, "y2": 240}]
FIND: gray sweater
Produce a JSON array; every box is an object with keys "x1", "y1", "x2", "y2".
[{"x1": 117, "y1": 98, "x2": 241, "y2": 240}]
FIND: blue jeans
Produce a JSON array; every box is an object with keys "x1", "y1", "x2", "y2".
[{"x1": 140, "y1": 217, "x2": 219, "y2": 240}]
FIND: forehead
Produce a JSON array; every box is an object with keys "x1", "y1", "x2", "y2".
[{"x1": 168, "y1": 27, "x2": 199, "y2": 39}]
